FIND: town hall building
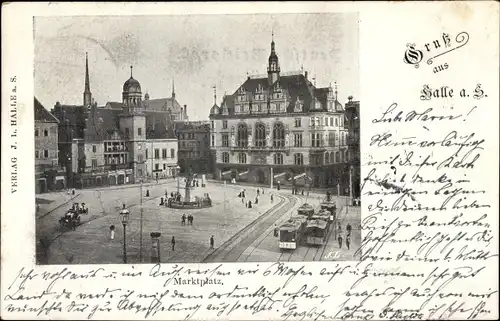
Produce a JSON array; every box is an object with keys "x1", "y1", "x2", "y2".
[{"x1": 209, "y1": 35, "x2": 353, "y2": 190}]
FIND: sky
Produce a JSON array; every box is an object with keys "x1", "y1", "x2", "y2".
[{"x1": 34, "y1": 13, "x2": 359, "y2": 120}]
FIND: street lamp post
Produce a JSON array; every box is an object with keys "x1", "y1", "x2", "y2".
[{"x1": 119, "y1": 204, "x2": 130, "y2": 264}]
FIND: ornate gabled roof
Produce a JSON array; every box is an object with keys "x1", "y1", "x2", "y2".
[
  {"x1": 143, "y1": 97, "x2": 182, "y2": 112},
  {"x1": 35, "y1": 98, "x2": 59, "y2": 123},
  {"x1": 210, "y1": 103, "x2": 220, "y2": 115},
  {"x1": 213, "y1": 73, "x2": 339, "y2": 115}
]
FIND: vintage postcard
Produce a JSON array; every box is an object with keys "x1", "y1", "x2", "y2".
[{"x1": 1, "y1": 2, "x2": 499, "y2": 320}]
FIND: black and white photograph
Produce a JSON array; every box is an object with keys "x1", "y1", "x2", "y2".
[{"x1": 34, "y1": 13, "x2": 360, "y2": 265}]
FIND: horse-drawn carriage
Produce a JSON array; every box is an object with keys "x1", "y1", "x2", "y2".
[
  {"x1": 59, "y1": 210, "x2": 81, "y2": 230},
  {"x1": 59, "y1": 202, "x2": 87, "y2": 230},
  {"x1": 72, "y1": 202, "x2": 88, "y2": 215}
]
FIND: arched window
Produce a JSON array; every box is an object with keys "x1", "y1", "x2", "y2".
[
  {"x1": 238, "y1": 153, "x2": 247, "y2": 164},
  {"x1": 222, "y1": 152, "x2": 229, "y2": 163},
  {"x1": 274, "y1": 153, "x2": 283, "y2": 165},
  {"x1": 254, "y1": 122, "x2": 266, "y2": 147},
  {"x1": 325, "y1": 152, "x2": 330, "y2": 164},
  {"x1": 294, "y1": 153, "x2": 303, "y2": 165},
  {"x1": 345, "y1": 150, "x2": 349, "y2": 162},
  {"x1": 339, "y1": 150, "x2": 344, "y2": 163},
  {"x1": 273, "y1": 122, "x2": 285, "y2": 148},
  {"x1": 335, "y1": 118, "x2": 338, "y2": 127},
  {"x1": 330, "y1": 152, "x2": 334, "y2": 163},
  {"x1": 237, "y1": 124, "x2": 248, "y2": 148},
  {"x1": 335, "y1": 151, "x2": 340, "y2": 163}
]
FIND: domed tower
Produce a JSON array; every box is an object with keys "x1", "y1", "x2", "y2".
[
  {"x1": 267, "y1": 31, "x2": 280, "y2": 86},
  {"x1": 119, "y1": 66, "x2": 146, "y2": 183},
  {"x1": 122, "y1": 66, "x2": 143, "y2": 113}
]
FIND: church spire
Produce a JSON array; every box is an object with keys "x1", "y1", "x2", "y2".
[
  {"x1": 172, "y1": 78, "x2": 176, "y2": 99},
  {"x1": 83, "y1": 52, "x2": 92, "y2": 107},
  {"x1": 213, "y1": 85, "x2": 217, "y2": 105}
]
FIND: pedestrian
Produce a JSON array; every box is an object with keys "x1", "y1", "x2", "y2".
[
  {"x1": 242, "y1": 197, "x2": 244, "y2": 203},
  {"x1": 346, "y1": 223, "x2": 352, "y2": 235},
  {"x1": 191, "y1": 215, "x2": 194, "y2": 225},
  {"x1": 171, "y1": 236, "x2": 176, "y2": 251},
  {"x1": 248, "y1": 200, "x2": 252, "y2": 208},
  {"x1": 181, "y1": 214, "x2": 186, "y2": 226},
  {"x1": 110, "y1": 225, "x2": 115, "y2": 240},
  {"x1": 210, "y1": 235, "x2": 215, "y2": 249},
  {"x1": 245, "y1": 201, "x2": 248, "y2": 208},
  {"x1": 338, "y1": 232, "x2": 343, "y2": 249},
  {"x1": 262, "y1": 189, "x2": 265, "y2": 194},
  {"x1": 72, "y1": 217, "x2": 77, "y2": 231},
  {"x1": 301, "y1": 189, "x2": 304, "y2": 196},
  {"x1": 271, "y1": 194, "x2": 274, "y2": 203},
  {"x1": 346, "y1": 234, "x2": 351, "y2": 250},
  {"x1": 257, "y1": 188, "x2": 260, "y2": 196},
  {"x1": 255, "y1": 197, "x2": 259, "y2": 204}
]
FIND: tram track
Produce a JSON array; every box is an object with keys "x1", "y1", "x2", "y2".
[{"x1": 203, "y1": 193, "x2": 297, "y2": 262}]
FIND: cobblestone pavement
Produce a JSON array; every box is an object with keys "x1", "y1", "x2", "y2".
[{"x1": 45, "y1": 181, "x2": 277, "y2": 264}]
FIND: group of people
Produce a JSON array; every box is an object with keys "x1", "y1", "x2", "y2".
[
  {"x1": 337, "y1": 223, "x2": 352, "y2": 250},
  {"x1": 181, "y1": 213, "x2": 194, "y2": 226},
  {"x1": 238, "y1": 188, "x2": 273, "y2": 208},
  {"x1": 170, "y1": 235, "x2": 215, "y2": 251},
  {"x1": 292, "y1": 187, "x2": 308, "y2": 196}
]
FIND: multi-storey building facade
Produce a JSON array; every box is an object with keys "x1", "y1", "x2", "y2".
[
  {"x1": 34, "y1": 97, "x2": 64, "y2": 192},
  {"x1": 51, "y1": 53, "x2": 180, "y2": 188},
  {"x1": 174, "y1": 121, "x2": 212, "y2": 174},
  {"x1": 209, "y1": 37, "x2": 351, "y2": 189},
  {"x1": 345, "y1": 96, "x2": 360, "y2": 198}
]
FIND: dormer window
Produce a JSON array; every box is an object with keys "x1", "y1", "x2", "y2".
[
  {"x1": 294, "y1": 98, "x2": 303, "y2": 112},
  {"x1": 314, "y1": 98, "x2": 321, "y2": 110}
]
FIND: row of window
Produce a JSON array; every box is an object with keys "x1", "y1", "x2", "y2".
[
  {"x1": 145, "y1": 148, "x2": 176, "y2": 160},
  {"x1": 311, "y1": 116, "x2": 343, "y2": 127},
  {"x1": 221, "y1": 151, "x2": 349, "y2": 165},
  {"x1": 35, "y1": 150, "x2": 54, "y2": 159},
  {"x1": 234, "y1": 103, "x2": 284, "y2": 114},
  {"x1": 218, "y1": 127, "x2": 346, "y2": 148},
  {"x1": 124, "y1": 127, "x2": 142, "y2": 137},
  {"x1": 34, "y1": 128, "x2": 51, "y2": 137},
  {"x1": 179, "y1": 133, "x2": 196, "y2": 140}
]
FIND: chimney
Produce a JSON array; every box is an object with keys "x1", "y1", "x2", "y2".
[
  {"x1": 304, "y1": 71, "x2": 308, "y2": 79},
  {"x1": 184, "y1": 104, "x2": 187, "y2": 119}
]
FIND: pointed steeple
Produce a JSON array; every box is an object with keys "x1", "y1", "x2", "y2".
[
  {"x1": 83, "y1": 52, "x2": 92, "y2": 107},
  {"x1": 267, "y1": 30, "x2": 280, "y2": 85},
  {"x1": 213, "y1": 85, "x2": 217, "y2": 105},
  {"x1": 172, "y1": 78, "x2": 176, "y2": 99}
]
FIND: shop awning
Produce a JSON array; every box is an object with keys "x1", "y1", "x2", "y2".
[
  {"x1": 274, "y1": 172, "x2": 286, "y2": 179},
  {"x1": 289, "y1": 173, "x2": 307, "y2": 181},
  {"x1": 222, "y1": 170, "x2": 232, "y2": 176},
  {"x1": 238, "y1": 170, "x2": 249, "y2": 176}
]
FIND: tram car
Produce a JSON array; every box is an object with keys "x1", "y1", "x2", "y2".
[
  {"x1": 304, "y1": 213, "x2": 331, "y2": 246},
  {"x1": 297, "y1": 203, "x2": 315, "y2": 218},
  {"x1": 320, "y1": 201, "x2": 336, "y2": 222},
  {"x1": 279, "y1": 216, "x2": 307, "y2": 251}
]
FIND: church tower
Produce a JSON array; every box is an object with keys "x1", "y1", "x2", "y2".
[
  {"x1": 120, "y1": 66, "x2": 146, "y2": 182},
  {"x1": 83, "y1": 52, "x2": 92, "y2": 107},
  {"x1": 267, "y1": 32, "x2": 280, "y2": 86}
]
